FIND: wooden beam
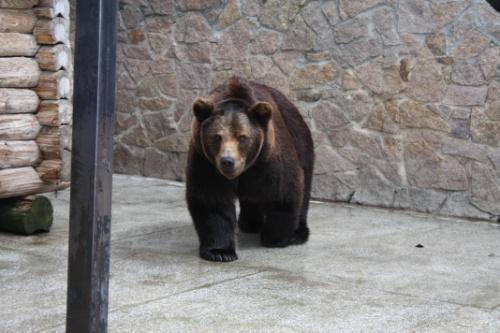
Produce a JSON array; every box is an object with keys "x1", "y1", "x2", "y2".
[
  {"x1": 0, "y1": 9, "x2": 36, "y2": 33},
  {"x1": 0, "y1": 0, "x2": 39, "y2": 9},
  {"x1": 0, "y1": 167, "x2": 68, "y2": 199},
  {"x1": 0, "y1": 32, "x2": 39, "y2": 56},
  {"x1": 0, "y1": 57, "x2": 40, "y2": 88},
  {"x1": 0, "y1": 88, "x2": 39, "y2": 113},
  {"x1": 0, "y1": 114, "x2": 41, "y2": 140},
  {"x1": 0, "y1": 140, "x2": 40, "y2": 168}
]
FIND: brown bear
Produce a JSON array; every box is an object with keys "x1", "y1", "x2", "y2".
[{"x1": 186, "y1": 76, "x2": 314, "y2": 262}]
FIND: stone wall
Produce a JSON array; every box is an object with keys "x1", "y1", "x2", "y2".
[{"x1": 113, "y1": 0, "x2": 500, "y2": 221}]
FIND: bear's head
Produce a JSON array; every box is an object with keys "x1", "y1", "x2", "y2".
[{"x1": 191, "y1": 78, "x2": 275, "y2": 179}]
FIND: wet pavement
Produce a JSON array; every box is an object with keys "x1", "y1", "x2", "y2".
[{"x1": 1, "y1": 174, "x2": 500, "y2": 332}]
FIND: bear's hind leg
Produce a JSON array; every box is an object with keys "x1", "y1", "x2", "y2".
[
  {"x1": 295, "y1": 161, "x2": 313, "y2": 244},
  {"x1": 260, "y1": 202, "x2": 300, "y2": 248},
  {"x1": 188, "y1": 198, "x2": 238, "y2": 262},
  {"x1": 238, "y1": 201, "x2": 265, "y2": 234}
]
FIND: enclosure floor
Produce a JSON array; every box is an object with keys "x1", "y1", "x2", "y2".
[{"x1": 1, "y1": 174, "x2": 500, "y2": 332}]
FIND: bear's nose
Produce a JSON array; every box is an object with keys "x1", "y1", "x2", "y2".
[{"x1": 220, "y1": 156, "x2": 235, "y2": 171}]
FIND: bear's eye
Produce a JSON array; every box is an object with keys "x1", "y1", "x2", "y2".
[
  {"x1": 213, "y1": 134, "x2": 222, "y2": 143},
  {"x1": 238, "y1": 135, "x2": 249, "y2": 144}
]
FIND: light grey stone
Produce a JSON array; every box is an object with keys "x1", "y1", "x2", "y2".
[
  {"x1": 404, "y1": 140, "x2": 468, "y2": 191},
  {"x1": 407, "y1": 59, "x2": 447, "y2": 103},
  {"x1": 175, "y1": 0, "x2": 221, "y2": 11},
  {"x1": 120, "y1": 124, "x2": 150, "y2": 148},
  {"x1": 479, "y1": 47, "x2": 500, "y2": 81},
  {"x1": 355, "y1": 57, "x2": 404, "y2": 98},
  {"x1": 444, "y1": 85, "x2": 488, "y2": 107},
  {"x1": 144, "y1": 148, "x2": 187, "y2": 181},
  {"x1": 440, "y1": 192, "x2": 493, "y2": 220},
  {"x1": 113, "y1": 143, "x2": 145, "y2": 174},
  {"x1": 216, "y1": 0, "x2": 240, "y2": 29},
  {"x1": 471, "y1": 108, "x2": 500, "y2": 147},
  {"x1": 282, "y1": 14, "x2": 316, "y2": 51},
  {"x1": 398, "y1": 0, "x2": 436, "y2": 33},
  {"x1": 489, "y1": 149, "x2": 500, "y2": 170},
  {"x1": 486, "y1": 100, "x2": 500, "y2": 121},
  {"x1": 311, "y1": 101, "x2": 350, "y2": 131},
  {"x1": 149, "y1": 0, "x2": 175, "y2": 15},
  {"x1": 394, "y1": 187, "x2": 447, "y2": 214},
  {"x1": 373, "y1": 7, "x2": 399, "y2": 46},
  {"x1": 331, "y1": 37, "x2": 383, "y2": 67},
  {"x1": 120, "y1": 5, "x2": 144, "y2": 30},
  {"x1": 259, "y1": 0, "x2": 289, "y2": 31},
  {"x1": 311, "y1": 171, "x2": 357, "y2": 201},
  {"x1": 351, "y1": 167, "x2": 396, "y2": 207},
  {"x1": 302, "y1": 1, "x2": 334, "y2": 49},
  {"x1": 174, "y1": 13, "x2": 212, "y2": 43},
  {"x1": 441, "y1": 137, "x2": 489, "y2": 161},
  {"x1": 470, "y1": 162, "x2": 500, "y2": 215},
  {"x1": 452, "y1": 29, "x2": 490, "y2": 58},
  {"x1": 176, "y1": 62, "x2": 212, "y2": 90},
  {"x1": 399, "y1": 100, "x2": 450, "y2": 132},
  {"x1": 333, "y1": 19, "x2": 368, "y2": 44},
  {"x1": 251, "y1": 29, "x2": 281, "y2": 55},
  {"x1": 451, "y1": 61, "x2": 486, "y2": 86},
  {"x1": 142, "y1": 111, "x2": 177, "y2": 143},
  {"x1": 364, "y1": 101, "x2": 399, "y2": 134},
  {"x1": 321, "y1": 1, "x2": 339, "y2": 26},
  {"x1": 289, "y1": 62, "x2": 338, "y2": 89},
  {"x1": 335, "y1": 91, "x2": 375, "y2": 123},
  {"x1": 314, "y1": 145, "x2": 357, "y2": 174},
  {"x1": 338, "y1": 0, "x2": 384, "y2": 19},
  {"x1": 214, "y1": 19, "x2": 255, "y2": 61}
]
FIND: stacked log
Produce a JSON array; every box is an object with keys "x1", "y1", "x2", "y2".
[{"x1": 0, "y1": 0, "x2": 71, "y2": 206}]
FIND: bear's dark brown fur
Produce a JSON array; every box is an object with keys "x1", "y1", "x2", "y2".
[{"x1": 186, "y1": 76, "x2": 314, "y2": 262}]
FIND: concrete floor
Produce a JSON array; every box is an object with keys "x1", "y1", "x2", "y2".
[{"x1": 1, "y1": 175, "x2": 500, "y2": 333}]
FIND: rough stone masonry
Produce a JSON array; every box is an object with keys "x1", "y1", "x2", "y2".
[{"x1": 111, "y1": 0, "x2": 500, "y2": 221}]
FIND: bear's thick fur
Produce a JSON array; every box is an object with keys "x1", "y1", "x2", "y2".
[{"x1": 186, "y1": 77, "x2": 314, "y2": 262}]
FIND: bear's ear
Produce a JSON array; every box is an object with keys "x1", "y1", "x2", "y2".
[
  {"x1": 193, "y1": 97, "x2": 213, "y2": 122},
  {"x1": 248, "y1": 102, "x2": 272, "y2": 126}
]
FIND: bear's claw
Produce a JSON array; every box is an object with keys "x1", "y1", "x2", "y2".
[{"x1": 200, "y1": 248, "x2": 238, "y2": 262}]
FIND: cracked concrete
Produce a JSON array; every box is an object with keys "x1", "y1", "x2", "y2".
[{"x1": 1, "y1": 174, "x2": 500, "y2": 332}]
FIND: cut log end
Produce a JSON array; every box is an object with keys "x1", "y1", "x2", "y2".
[
  {"x1": 34, "y1": 17, "x2": 69, "y2": 45},
  {"x1": 0, "y1": 195, "x2": 53, "y2": 235},
  {"x1": 36, "y1": 44, "x2": 70, "y2": 71},
  {"x1": 36, "y1": 159, "x2": 61, "y2": 183},
  {"x1": 35, "y1": 71, "x2": 72, "y2": 100},
  {"x1": 38, "y1": 0, "x2": 69, "y2": 19}
]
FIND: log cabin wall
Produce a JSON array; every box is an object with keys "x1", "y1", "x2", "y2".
[{"x1": 0, "y1": 0, "x2": 72, "y2": 199}]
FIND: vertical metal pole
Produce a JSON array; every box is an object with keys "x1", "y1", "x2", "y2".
[{"x1": 66, "y1": 0, "x2": 117, "y2": 332}]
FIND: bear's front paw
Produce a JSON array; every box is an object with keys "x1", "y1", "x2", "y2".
[{"x1": 200, "y1": 248, "x2": 238, "y2": 262}]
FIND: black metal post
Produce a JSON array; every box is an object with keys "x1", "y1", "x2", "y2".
[{"x1": 66, "y1": 0, "x2": 117, "y2": 332}]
